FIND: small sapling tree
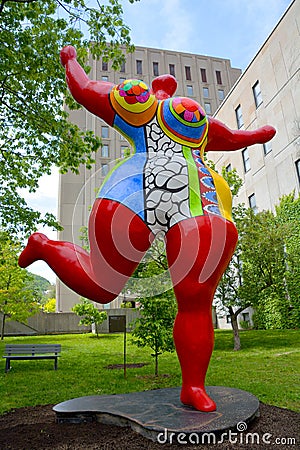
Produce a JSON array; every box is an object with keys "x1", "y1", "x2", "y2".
[
  {"x1": 72, "y1": 298, "x2": 107, "y2": 337},
  {"x1": 131, "y1": 291, "x2": 177, "y2": 376}
]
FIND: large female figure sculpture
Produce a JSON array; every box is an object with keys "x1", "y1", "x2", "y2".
[{"x1": 19, "y1": 46, "x2": 275, "y2": 412}]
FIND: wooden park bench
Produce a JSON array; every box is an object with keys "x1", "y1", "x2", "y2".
[{"x1": 3, "y1": 344, "x2": 61, "y2": 373}]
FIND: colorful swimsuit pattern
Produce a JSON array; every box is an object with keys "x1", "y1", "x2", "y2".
[{"x1": 98, "y1": 79, "x2": 233, "y2": 235}]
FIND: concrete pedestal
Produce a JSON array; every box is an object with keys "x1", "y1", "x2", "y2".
[{"x1": 53, "y1": 386, "x2": 259, "y2": 443}]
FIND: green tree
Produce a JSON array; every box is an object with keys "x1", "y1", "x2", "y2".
[
  {"x1": 275, "y1": 193, "x2": 300, "y2": 327},
  {"x1": 72, "y1": 298, "x2": 107, "y2": 337},
  {"x1": 0, "y1": 232, "x2": 40, "y2": 339},
  {"x1": 238, "y1": 197, "x2": 299, "y2": 330},
  {"x1": 131, "y1": 291, "x2": 177, "y2": 376},
  {"x1": 214, "y1": 250, "x2": 249, "y2": 350},
  {"x1": 0, "y1": 0, "x2": 136, "y2": 235},
  {"x1": 126, "y1": 237, "x2": 172, "y2": 298},
  {"x1": 213, "y1": 167, "x2": 250, "y2": 350},
  {"x1": 43, "y1": 297, "x2": 56, "y2": 313}
]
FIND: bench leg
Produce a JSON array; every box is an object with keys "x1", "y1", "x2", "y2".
[
  {"x1": 5, "y1": 359, "x2": 10, "y2": 373},
  {"x1": 54, "y1": 357, "x2": 58, "y2": 370}
]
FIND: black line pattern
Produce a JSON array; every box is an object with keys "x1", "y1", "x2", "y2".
[{"x1": 144, "y1": 119, "x2": 191, "y2": 235}]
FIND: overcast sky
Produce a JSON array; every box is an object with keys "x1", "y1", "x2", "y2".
[{"x1": 25, "y1": 0, "x2": 292, "y2": 283}]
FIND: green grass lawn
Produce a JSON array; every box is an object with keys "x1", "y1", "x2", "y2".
[{"x1": 0, "y1": 329, "x2": 299, "y2": 415}]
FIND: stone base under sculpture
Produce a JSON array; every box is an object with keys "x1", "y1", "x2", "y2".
[{"x1": 53, "y1": 386, "x2": 259, "y2": 443}]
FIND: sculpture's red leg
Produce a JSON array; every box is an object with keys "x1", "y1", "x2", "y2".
[
  {"x1": 19, "y1": 199, "x2": 154, "y2": 303},
  {"x1": 165, "y1": 215, "x2": 238, "y2": 411}
]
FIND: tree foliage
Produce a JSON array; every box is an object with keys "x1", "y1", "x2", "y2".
[
  {"x1": 43, "y1": 297, "x2": 56, "y2": 313},
  {"x1": 0, "y1": 232, "x2": 40, "y2": 339},
  {"x1": 239, "y1": 194, "x2": 300, "y2": 330},
  {"x1": 72, "y1": 298, "x2": 107, "y2": 337},
  {"x1": 131, "y1": 291, "x2": 177, "y2": 376},
  {"x1": 0, "y1": 0, "x2": 137, "y2": 235},
  {"x1": 215, "y1": 168, "x2": 299, "y2": 347},
  {"x1": 129, "y1": 236, "x2": 176, "y2": 376}
]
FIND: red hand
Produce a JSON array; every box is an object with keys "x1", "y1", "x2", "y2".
[{"x1": 60, "y1": 46, "x2": 77, "y2": 67}]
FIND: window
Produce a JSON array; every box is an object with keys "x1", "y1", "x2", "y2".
[
  {"x1": 218, "y1": 89, "x2": 225, "y2": 101},
  {"x1": 101, "y1": 76, "x2": 108, "y2": 82},
  {"x1": 226, "y1": 163, "x2": 232, "y2": 173},
  {"x1": 235, "y1": 105, "x2": 244, "y2": 129},
  {"x1": 242, "y1": 148, "x2": 250, "y2": 172},
  {"x1": 101, "y1": 164, "x2": 109, "y2": 176},
  {"x1": 101, "y1": 126, "x2": 109, "y2": 139},
  {"x1": 153, "y1": 62, "x2": 159, "y2": 77},
  {"x1": 226, "y1": 315, "x2": 231, "y2": 324},
  {"x1": 216, "y1": 70, "x2": 222, "y2": 85},
  {"x1": 136, "y1": 60, "x2": 142, "y2": 75},
  {"x1": 120, "y1": 61, "x2": 126, "y2": 73},
  {"x1": 101, "y1": 144, "x2": 109, "y2": 158},
  {"x1": 263, "y1": 141, "x2": 272, "y2": 155},
  {"x1": 249, "y1": 193, "x2": 258, "y2": 213},
  {"x1": 169, "y1": 64, "x2": 175, "y2": 76},
  {"x1": 185, "y1": 66, "x2": 191, "y2": 80},
  {"x1": 296, "y1": 159, "x2": 300, "y2": 184},
  {"x1": 204, "y1": 102, "x2": 211, "y2": 115},
  {"x1": 186, "y1": 85, "x2": 194, "y2": 96},
  {"x1": 102, "y1": 60, "x2": 108, "y2": 71},
  {"x1": 200, "y1": 68, "x2": 207, "y2": 83},
  {"x1": 203, "y1": 87, "x2": 209, "y2": 98},
  {"x1": 253, "y1": 81, "x2": 263, "y2": 108},
  {"x1": 242, "y1": 312, "x2": 250, "y2": 322}
]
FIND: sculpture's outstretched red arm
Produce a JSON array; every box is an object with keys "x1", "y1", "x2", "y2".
[
  {"x1": 60, "y1": 46, "x2": 115, "y2": 125},
  {"x1": 206, "y1": 117, "x2": 276, "y2": 151}
]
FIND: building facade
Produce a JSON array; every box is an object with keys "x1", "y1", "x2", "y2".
[
  {"x1": 211, "y1": 0, "x2": 299, "y2": 329},
  {"x1": 210, "y1": 0, "x2": 299, "y2": 213},
  {"x1": 57, "y1": 47, "x2": 241, "y2": 312}
]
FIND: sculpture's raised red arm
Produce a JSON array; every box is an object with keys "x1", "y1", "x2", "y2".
[
  {"x1": 206, "y1": 117, "x2": 276, "y2": 151},
  {"x1": 60, "y1": 46, "x2": 115, "y2": 125}
]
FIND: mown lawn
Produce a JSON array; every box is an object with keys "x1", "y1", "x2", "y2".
[{"x1": 0, "y1": 329, "x2": 299, "y2": 415}]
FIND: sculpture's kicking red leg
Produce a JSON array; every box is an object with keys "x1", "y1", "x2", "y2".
[{"x1": 19, "y1": 199, "x2": 154, "y2": 303}]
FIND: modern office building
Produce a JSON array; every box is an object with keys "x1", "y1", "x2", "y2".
[
  {"x1": 57, "y1": 47, "x2": 242, "y2": 312},
  {"x1": 210, "y1": 0, "x2": 299, "y2": 328},
  {"x1": 210, "y1": 0, "x2": 299, "y2": 214}
]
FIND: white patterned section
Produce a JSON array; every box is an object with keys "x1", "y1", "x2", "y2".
[{"x1": 144, "y1": 119, "x2": 191, "y2": 235}]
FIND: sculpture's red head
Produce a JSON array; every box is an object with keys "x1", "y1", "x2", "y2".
[{"x1": 151, "y1": 74, "x2": 177, "y2": 100}]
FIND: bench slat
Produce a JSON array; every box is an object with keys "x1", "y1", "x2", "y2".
[{"x1": 4, "y1": 344, "x2": 61, "y2": 355}]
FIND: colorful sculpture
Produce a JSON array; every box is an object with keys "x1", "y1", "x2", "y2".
[{"x1": 19, "y1": 46, "x2": 276, "y2": 412}]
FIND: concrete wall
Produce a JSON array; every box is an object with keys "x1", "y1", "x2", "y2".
[{"x1": 0, "y1": 309, "x2": 140, "y2": 337}]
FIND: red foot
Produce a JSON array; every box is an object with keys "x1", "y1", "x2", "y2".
[
  {"x1": 18, "y1": 233, "x2": 49, "y2": 268},
  {"x1": 181, "y1": 386, "x2": 216, "y2": 412}
]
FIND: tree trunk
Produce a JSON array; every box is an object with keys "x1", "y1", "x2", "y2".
[
  {"x1": 155, "y1": 352, "x2": 159, "y2": 376},
  {"x1": 1, "y1": 313, "x2": 6, "y2": 340},
  {"x1": 229, "y1": 307, "x2": 241, "y2": 351}
]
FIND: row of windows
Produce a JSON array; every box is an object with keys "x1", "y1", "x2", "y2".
[
  {"x1": 241, "y1": 142, "x2": 273, "y2": 174},
  {"x1": 102, "y1": 76, "x2": 224, "y2": 111},
  {"x1": 99, "y1": 143, "x2": 130, "y2": 159},
  {"x1": 232, "y1": 158, "x2": 300, "y2": 214},
  {"x1": 235, "y1": 81, "x2": 263, "y2": 128},
  {"x1": 101, "y1": 147, "x2": 130, "y2": 175},
  {"x1": 101, "y1": 58, "x2": 224, "y2": 84}
]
